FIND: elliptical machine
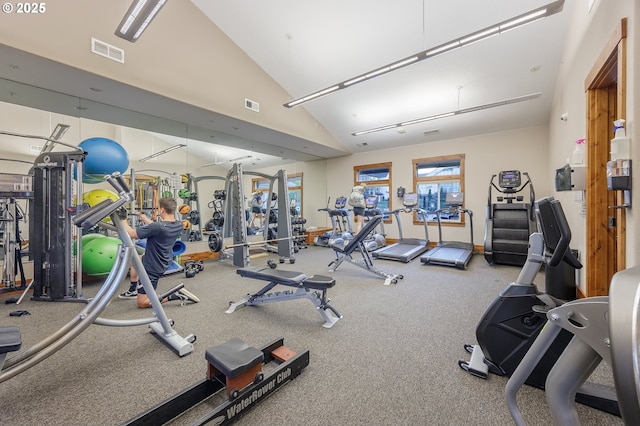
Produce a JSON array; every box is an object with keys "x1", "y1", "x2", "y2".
[
  {"x1": 314, "y1": 196, "x2": 352, "y2": 247},
  {"x1": 362, "y1": 196, "x2": 386, "y2": 251},
  {"x1": 460, "y1": 197, "x2": 618, "y2": 415}
]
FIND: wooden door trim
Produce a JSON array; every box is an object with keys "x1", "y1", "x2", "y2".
[{"x1": 584, "y1": 18, "x2": 627, "y2": 297}]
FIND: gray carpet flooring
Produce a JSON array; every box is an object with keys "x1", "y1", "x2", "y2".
[{"x1": 0, "y1": 246, "x2": 625, "y2": 425}]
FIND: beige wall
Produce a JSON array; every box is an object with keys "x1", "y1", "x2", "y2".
[
  {"x1": 327, "y1": 126, "x2": 551, "y2": 243},
  {"x1": 549, "y1": 0, "x2": 638, "y2": 292},
  {"x1": 0, "y1": 0, "x2": 346, "y2": 153}
]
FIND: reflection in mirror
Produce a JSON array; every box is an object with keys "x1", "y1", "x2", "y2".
[{"x1": 0, "y1": 77, "x2": 330, "y2": 283}]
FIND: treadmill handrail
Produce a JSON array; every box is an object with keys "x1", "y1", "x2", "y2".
[{"x1": 433, "y1": 207, "x2": 474, "y2": 246}]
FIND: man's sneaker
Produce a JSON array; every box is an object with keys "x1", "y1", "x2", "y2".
[
  {"x1": 177, "y1": 288, "x2": 200, "y2": 303},
  {"x1": 118, "y1": 289, "x2": 137, "y2": 299}
]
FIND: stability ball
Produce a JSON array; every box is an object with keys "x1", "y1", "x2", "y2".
[
  {"x1": 73, "y1": 233, "x2": 105, "y2": 256},
  {"x1": 82, "y1": 236, "x2": 122, "y2": 276},
  {"x1": 83, "y1": 189, "x2": 118, "y2": 207},
  {"x1": 78, "y1": 137, "x2": 129, "y2": 183}
]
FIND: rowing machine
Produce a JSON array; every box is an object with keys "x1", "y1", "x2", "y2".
[{"x1": 124, "y1": 337, "x2": 309, "y2": 425}]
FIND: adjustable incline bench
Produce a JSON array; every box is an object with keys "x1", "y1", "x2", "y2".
[
  {"x1": 328, "y1": 216, "x2": 403, "y2": 285},
  {"x1": 226, "y1": 267, "x2": 342, "y2": 328}
]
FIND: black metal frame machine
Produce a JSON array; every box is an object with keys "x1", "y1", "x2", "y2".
[
  {"x1": 483, "y1": 170, "x2": 536, "y2": 267},
  {"x1": 461, "y1": 197, "x2": 618, "y2": 417}
]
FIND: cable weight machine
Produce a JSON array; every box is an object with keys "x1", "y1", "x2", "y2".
[{"x1": 30, "y1": 149, "x2": 86, "y2": 301}]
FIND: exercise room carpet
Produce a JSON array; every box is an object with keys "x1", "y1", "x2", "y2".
[{"x1": 0, "y1": 246, "x2": 624, "y2": 425}]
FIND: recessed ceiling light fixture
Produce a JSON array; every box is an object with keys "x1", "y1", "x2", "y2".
[
  {"x1": 115, "y1": 0, "x2": 168, "y2": 42},
  {"x1": 284, "y1": 0, "x2": 564, "y2": 108},
  {"x1": 352, "y1": 92, "x2": 541, "y2": 136},
  {"x1": 139, "y1": 143, "x2": 186, "y2": 162}
]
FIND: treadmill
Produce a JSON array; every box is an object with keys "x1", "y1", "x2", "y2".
[
  {"x1": 372, "y1": 192, "x2": 429, "y2": 263},
  {"x1": 420, "y1": 192, "x2": 474, "y2": 269}
]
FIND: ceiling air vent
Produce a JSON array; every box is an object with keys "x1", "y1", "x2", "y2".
[
  {"x1": 245, "y1": 98, "x2": 259, "y2": 112},
  {"x1": 91, "y1": 38, "x2": 125, "y2": 63}
]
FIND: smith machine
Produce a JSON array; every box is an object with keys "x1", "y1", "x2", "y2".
[{"x1": 207, "y1": 164, "x2": 295, "y2": 267}]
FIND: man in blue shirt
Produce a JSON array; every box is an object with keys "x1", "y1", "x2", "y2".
[{"x1": 122, "y1": 197, "x2": 199, "y2": 308}]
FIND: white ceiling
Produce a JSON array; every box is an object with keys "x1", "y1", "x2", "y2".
[
  {"x1": 0, "y1": 0, "x2": 574, "y2": 169},
  {"x1": 192, "y1": 0, "x2": 573, "y2": 152}
]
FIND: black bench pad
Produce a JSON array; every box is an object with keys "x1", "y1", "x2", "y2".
[
  {"x1": 236, "y1": 268, "x2": 335, "y2": 290},
  {"x1": 304, "y1": 275, "x2": 335, "y2": 290},
  {"x1": 0, "y1": 326, "x2": 22, "y2": 354},
  {"x1": 237, "y1": 267, "x2": 307, "y2": 285},
  {"x1": 206, "y1": 338, "x2": 264, "y2": 378}
]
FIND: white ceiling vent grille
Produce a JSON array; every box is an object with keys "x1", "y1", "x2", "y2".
[
  {"x1": 245, "y1": 98, "x2": 259, "y2": 112},
  {"x1": 91, "y1": 38, "x2": 125, "y2": 63}
]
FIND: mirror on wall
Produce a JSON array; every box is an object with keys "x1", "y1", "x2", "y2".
[{"x1": 0, "y1": 78, "x2": 308, "y2": 259}]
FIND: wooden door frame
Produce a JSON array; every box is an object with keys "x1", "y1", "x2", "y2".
[{"x1": 584, "y1": 18, "x2": 627, "y2": 297}]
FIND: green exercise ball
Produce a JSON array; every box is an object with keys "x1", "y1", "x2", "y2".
[
  {"x1": 73, "y1": 233, "x2": 105, "y2": 256},
  {"x1": 82, "y1": 236, "x2": 122, "y2": 276}
]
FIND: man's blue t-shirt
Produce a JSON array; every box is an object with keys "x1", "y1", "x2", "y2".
[{"x1": 137, "y1": 220, "x2": 183, "y2": 276}]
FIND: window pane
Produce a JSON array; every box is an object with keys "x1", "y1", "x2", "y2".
[
  {"x1": 418, "y1": 181, "x2": 461, "y2": 222},
  {"x1": 357, "y1": 167, "x2": 389, "y2": 182},
  {"x1": 417, "y1": 183, "x2": 439, "y2": 213},
  {"x1": 255, "y1": 179, "x2": 270, "y2": 190},
  {"x1": 416, "y1": 161, "x2": 460, "y2": 177},
  {"x1": 363, "y1": 184, "x2": 390, "y2": 219},
  {"x1": 289, "y1": 189, "x2": 301, "y2": 215},
  {"x1": 288, "y1": 176, "x2": 301, "y2": 187}
]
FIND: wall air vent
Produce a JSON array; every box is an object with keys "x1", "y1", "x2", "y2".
[
  {"x1": 91, "y1": 38, "x2": 125, "y2": 63},
  {"x1": 245, "y1": 98, "x2": 259, "y2": 112}
]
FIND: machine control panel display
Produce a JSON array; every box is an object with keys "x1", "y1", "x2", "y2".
[{"x1": 498, "y1": 170, "x2": 522, "y2": 188}]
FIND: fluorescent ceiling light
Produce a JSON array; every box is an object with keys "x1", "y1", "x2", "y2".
[
  {"x1": 284, "y1": 0, "x2": 564, "y2": 108},
  {"x1": 40, "y1": 124, "x2": 70, "y2": 153},
  {"x1": 352, "y1": 93, "x2": 541, "y2": 136},
  {"x1": 139, "y1": 143, "x2": 186, "y2": 162},
  {"x1": 115, "y1": 0, "x2": 168, "y2": 43},
  {"x1": 201, "y1": 155, "x2": 252, "y2": 168}
]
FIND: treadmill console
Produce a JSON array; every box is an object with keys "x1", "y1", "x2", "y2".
[
  {"x1": 498, "y1": 170, "x2": 522, "y2": 188},
  {"x1": 403, "y1": 192, "x2": 418, "y2": 208},
  {"x1": 335, "y1": 196, "x2": 347, "y2": 209},
  {"x1": 445, "y1": 192, "x2": 464, "y2": 207}
]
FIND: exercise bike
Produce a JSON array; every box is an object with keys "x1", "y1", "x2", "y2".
[{"x1": 459, "y1": 197, "x2": 618, "y2": 415}]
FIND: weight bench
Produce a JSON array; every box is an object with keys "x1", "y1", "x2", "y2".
[
  {"x1": 328, "y1": 216, "x2": 403, "y2": 285},
  {"x1": 0, "y1": 326, "x2": 21, "y2": 369},
  {"x1": 227, "y1": 267, "x2": 342, "y2": 328}
]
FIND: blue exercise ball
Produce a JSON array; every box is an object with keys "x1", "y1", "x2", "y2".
[{"x1": 78, "y1": 137, "x2": 129, "y2": 179}]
